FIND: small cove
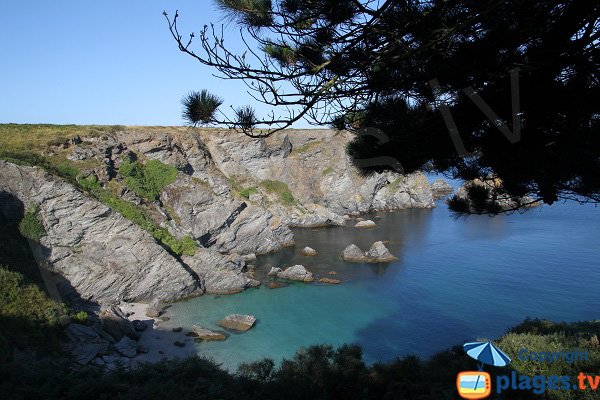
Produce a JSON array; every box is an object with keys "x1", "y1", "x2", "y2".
[{"x1": 164, "y1": 190, "x2": 600, "y2": 371}]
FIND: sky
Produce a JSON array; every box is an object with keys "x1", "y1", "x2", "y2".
[{"x1": 0, "y1": 1, "x2": 309, "y2": 127}]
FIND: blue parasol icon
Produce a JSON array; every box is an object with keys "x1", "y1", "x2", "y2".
[{"x1": 463, "y1": 341, "x2": 511, "y2": 370}]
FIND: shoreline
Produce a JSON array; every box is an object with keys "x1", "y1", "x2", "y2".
[{"x1": 119, "y1": 302, "x2": 197, "y2": 365}]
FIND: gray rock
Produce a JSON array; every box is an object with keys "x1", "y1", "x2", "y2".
[
  {"x1": 145, "y1": 298, "x2": 164, "y2": 318},
  {"x1": 341, "y1": 244, "x2": 367, "y2": 262},
  {"x1": 100, "y1": 306, "x2": 140, "y2": 341},
  {"x1": 365, "y1": 241, "x2": 397, "y2": 262},
  {"x1": 69, "y1": 342, "x2": 110, "y2": 365},
  {"x1": 137, "y1": 344, "x2": 149, "y2": 354},
  {"x1": 191, "y1": 325, "x2": 228, "y2": 341},
  {"x1": 301, "y1": 246, "x2": 317, "y2": 256},
  {"x1": 218, "y1": 314, "x2": 257, "y2": 332},
  {"x1": 114, "y1": 336, "x2": 138, "y2": 358},
  {"x1": 268, "y1": 267, "x2": 282, "y2": 277},
  {"x1": 278, "y1": 265, "x2": 314, "y2": 282},
  {"x1": 355, "y1": 220, "x2": 377, "y2": 228},
  {"x1": 0, "y1": 161, "x2": 201, "y2": 306},
  {"x1": 132, "y1": 320, "x2": 147, "y2": 332}
]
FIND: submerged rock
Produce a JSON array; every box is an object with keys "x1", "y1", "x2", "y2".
[
  {"x1": 301, "y1": 246, "x2": 318, "y2": 256},
  {"x1": 192, "y1": 325, "x2": 227, "y2": 341},
  {"x1": 355, "y1": 220, "x2": 377, "y2": 228},
  {"x1": 218, "y1": 314, "x2": 257, "y2": 332},
  {"x1": 268, "y1": 281, "x2": 287, "y2": 289},
  {"x1": 318, "y1": 278, "x2": 342, "y2": 284},
  {"x1": 277, "y1": 265, "x2": 314, "y2": 282},
  {"x1": 365, "y1": 241, "x2": 398, "y2": 262}
]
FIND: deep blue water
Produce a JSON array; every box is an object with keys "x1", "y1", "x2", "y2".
[{"x1": 165, "y1": 181, "x2": 600, "y2": 370}]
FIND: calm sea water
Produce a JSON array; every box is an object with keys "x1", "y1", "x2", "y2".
[{"x1": 165, "y1": 179, "x2": 600, "y2": 370}]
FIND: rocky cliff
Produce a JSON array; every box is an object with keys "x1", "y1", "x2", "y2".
[{"x1": 0, "y1": 127, "x2": 435, "y2": 305}]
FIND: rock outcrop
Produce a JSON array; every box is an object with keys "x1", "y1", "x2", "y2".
[
  {"x1": 191, "y1": 325, "x2": 227, "y2": 341},
  {"x1": 301, "y1": 246, "x2": 317, "y2": 256},
  {"x1": 341, "y1": 241, "x2": 397, "y2": 263},
  {"x1": 355, "y1": 220, "x2": 377, "y2": 228},
  {"x1": 277, "y1": 265, "x2": 314, "y2": 282},
  {"x1": 218, "y1": 314, "x2": 257, "y2": 332},
  {"x1": 0, "y1": 161, "x2": 200, "y2": 306}
]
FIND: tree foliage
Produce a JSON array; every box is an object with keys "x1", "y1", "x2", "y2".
[{"x1": 166, "y1": 0, "x2": 599, "y2": 213}]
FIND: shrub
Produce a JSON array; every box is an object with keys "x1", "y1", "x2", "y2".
[
  {"x1": 119, "y1": 159, "x2": 178, "y2": 201},
  {"x1": 71, "y1": 311, "x2": 88, "y2": 324},
  {"x1": 239, "y1": 187, "x2": 258, "y2": 199},
  {"x1": 0, "y1": 266, "x2": 66, "y2": 357},
  {"x1": 260, "y1": 180, "x2": 296, "y2": 206},
  {"x1": 18, "y1": 204, "x2": 46, "y2": 241}
]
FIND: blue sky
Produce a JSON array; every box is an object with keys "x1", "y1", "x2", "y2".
[{"x1": 0, "y1": 1, "x2": 307, "y2": 127}]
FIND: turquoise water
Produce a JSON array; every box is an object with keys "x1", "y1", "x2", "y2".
[{"x1": 165, "y1": 186, "x2": 600, "y2": 371}]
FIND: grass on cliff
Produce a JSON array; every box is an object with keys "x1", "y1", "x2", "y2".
[
  {"x1": 78, "y1": 174, "x2": 196, "y2": 257},
  {"x1": 260, "y1": 180, "x2": 296, "y2": 206},
  {"x1": 119, "y1": 159, "x2": 178, "y2": 201},
  {"x1": 17, "y1": 204, "x2": 46, "y2": 241}
]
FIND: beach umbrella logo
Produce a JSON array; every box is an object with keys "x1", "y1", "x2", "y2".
[{"x1": 456, "y1": 341, "x2": 511, "y2": 399}]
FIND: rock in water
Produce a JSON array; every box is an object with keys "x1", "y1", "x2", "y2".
[
  {"x1": 268, "y1": 281, "x2": 287, "y2": 289},
  {"x1": 278, "y1": 265, "x2": 314, "y2": 282},
  {"x1": 341, "y1": 244, "x2": 367, "y2": 262},
  {"x1": 218, "y1": 314, "x2": 257, "y2": 332},
  {"x1": 318, "y1": 278, "x2": 342, "y2": 284},
  {"x1": 192, "y1": 325, "x2": 227, "y2": 341},
  {"x1": 301, "y1": 246, "x2": 317, "y2": 256},
  {"x1": 355, "y1": 220, "x2": 377, "y2": 228},
  {"x1": 268, "y1": 267, "x2": 283, "y2": 277},
  {"x1": 365, "y1": 241, "x2": 397, "y2": 262},
  {"x1": 431, "y1": 179, "x2": 453, "y2": 199},
  {"x1": 115, "y1": 336, "x2": 138, "y2": 358}
]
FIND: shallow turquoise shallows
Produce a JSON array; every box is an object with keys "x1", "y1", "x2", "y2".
[{"x1": 165, "y1": 185, "x2": 600, "y2": 371}]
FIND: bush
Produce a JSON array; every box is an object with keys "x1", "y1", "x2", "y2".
[
  {"x1": 260, "y1": 180, "x2": 296, "y2": 206},
  {"x1": 0, "y1": 266, "x2": 66, "y2": 358},
  {"x1": 239, "y1": 187, "x2": 258, "y2": 199},
  {"x1": 71, "y1": 311, "x2": 88, "y2": 324},
  {"x1": 18, "y1": 204, "x2": 45, "y2": 241},
  {"x1": 119, "y1": 159, "x2": 178, "y2": 201}
]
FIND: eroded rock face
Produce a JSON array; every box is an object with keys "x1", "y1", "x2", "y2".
[
  {"x1": 0, "y1": 161, "x2": 200, "y2": 306},
  {"x1": 182, "y1": 252, "x2": 259, "y2": 295},
  {"x1": 161, "y1": 175, "x2": 294, "y2": 255}
]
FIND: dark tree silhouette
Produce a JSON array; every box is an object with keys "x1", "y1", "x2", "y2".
[{"x1": 166, "y1": 0, "x2": 599, "y2": 213}]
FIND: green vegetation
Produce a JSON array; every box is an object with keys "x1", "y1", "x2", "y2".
[
  {"x1": 71, "y1": 311, "x2": 88, "y2": 324},
  {"x1": 0, "y1": 266, "x2": 66, "y2": 360},
  {"x1": 2, "y1": 318, "x2": 598, "y2": 399},
  {"x1": 79, "y1": 178, "x2": 196, "y2": 257},
  {"x1": 119, "y1": 159, "x2": 178, "y2": 201},
  {"x1": 321, "y1": 166, "x2": 334, "y2": 176},
  {"x1": 239, "y1": 186, "x2": 258, "y2": 199},
  {"x1": 291, "y1": 140, "x2": 322, "y2": 154},
  {"x1": 260, "y1": 180, "x2": 296, "y2": 206},
  {"x1": 17, "y1": 204, "x2": 46, "y2": 241}
]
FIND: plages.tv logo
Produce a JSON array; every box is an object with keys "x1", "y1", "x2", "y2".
[{"x1": 457, "y1": 341, "x2": 512, "y2": 399}]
